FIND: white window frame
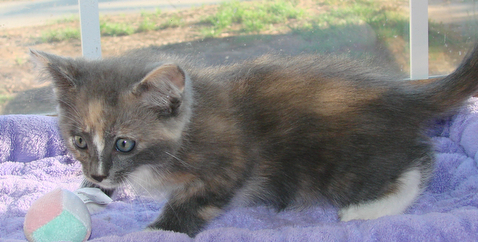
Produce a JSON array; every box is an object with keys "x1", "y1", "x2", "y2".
[
  {"x1": 409, "y1": 0, "x2": 428, "y2": 80},
  {"x1": 79, "y1": 0, "x2": 102, "y2": 60},
  {"x1": 78, "y1": 0, "x2": 431, "y2": 79}
]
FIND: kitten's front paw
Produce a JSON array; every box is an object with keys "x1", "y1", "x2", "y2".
[
  {"x1": 80, "y1": 178, "x2": 115, "y2": 197},
  {"x1": 143, "y1": 226, "x2": 158, "y2": 232},
  {"x1": 148, "y1": 216, "x2": 202, "y2": 237}
]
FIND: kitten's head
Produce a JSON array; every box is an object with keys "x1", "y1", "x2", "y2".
[{"x1": 30, "y1": 50, "x2": 193, "y2": 189}]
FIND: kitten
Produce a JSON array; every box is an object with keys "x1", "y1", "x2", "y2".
[{"x1": 31, "y1": 44, "x2": 478, "y2": 237}]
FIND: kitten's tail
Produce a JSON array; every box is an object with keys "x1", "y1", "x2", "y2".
[{"x1": 414, "y1": 43, "x2": 478, "y2": 114}]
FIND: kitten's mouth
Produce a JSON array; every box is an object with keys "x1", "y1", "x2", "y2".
[{"x1": 85, "y1": 176, "x2": 118, "y2": 189}]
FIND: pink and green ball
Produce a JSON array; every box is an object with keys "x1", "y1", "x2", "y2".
[{"x1": 24, "y1": 188, "x2": 92, "y2": 242}]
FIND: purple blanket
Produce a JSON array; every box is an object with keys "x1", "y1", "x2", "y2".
[{"x1": 2, "y1": 99, "x2": 478, "y2": 241}]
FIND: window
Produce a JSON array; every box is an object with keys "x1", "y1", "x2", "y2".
[
  {"x1": 428, "y1": 0, "x2": 477, "y2": 76},
  {"x1": 0, "y1": 0, "x2": 476, "y2": 115}
]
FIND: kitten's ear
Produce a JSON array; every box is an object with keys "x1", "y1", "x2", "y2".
[
  {"x1": 132, "y1": 63, "x2": 186, "y2": 116},
  {"x1": 133, "y1": 63, "x2": 186, "y2": 94},
  {"x1": 30, "y1": 49, "x2": 77, "y2": 91}
]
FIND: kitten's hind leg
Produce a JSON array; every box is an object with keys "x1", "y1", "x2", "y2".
[
  {"x1": 80, "y1": 178, "x2": 116, "y2": 198},
  {"x1": 339, "y1": 168, "x2": 424, "y2": 221}
]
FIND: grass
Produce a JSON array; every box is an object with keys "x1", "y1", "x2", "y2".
[
  {"x1": 0, "y1": 94, "x2": 13, "y2": 106},
  {"x1": 201, "y1": 0, "x2": 305, "y2": 37},
  {"x1": 100, "y1": 21, "x2": 135, "y2": 36},
  {"x1": 15, "y1": 56, "x2": 26, "y2": 66},
  {"x1": 159, "y1": 14, "x2": 184, "y2": 29},
  {"x1": 36, "y1": 0, "x2": 476, "y2": 56},
  {"x1": 141, "y1": 8, "x2": 162, "y2": 18},
  {"x1": 291, "y1": 0, "x2": 409, "y2": 53},
  {"x1": 38, "y1": 7, "x2": 181, "y2": 42},
  {"x1": 35, "y1": 0, "x2": 407, "y2": 44},
  {"x1": 52, "y1": 15, "x2": 78, "y2": 24},
  {"x1": 40, "y1": 28, "x2": 81, "y2": 42},
  {"x1": 137, "y1": 17, "x2": 157, "y2": 32},
  {"x1": 40, "y1": 21, "x2": 136, "y2": 42}
]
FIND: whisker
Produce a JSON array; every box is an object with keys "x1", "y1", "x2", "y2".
[
  {"x1": 165, "y1": 151, "x2": 198, "y2": 169},
  {"x1": 127, "y1": 166, "x2": 182, "y2": 224},
  {"x1": 124, "y1": 177, "x2": 152, "y2": 220},
  {"x1": 120, "y1": 179, "x2": 136, "y2": 213},
  {"x1": 148, "y1": 166, "x2": 182, "y2": 223}
]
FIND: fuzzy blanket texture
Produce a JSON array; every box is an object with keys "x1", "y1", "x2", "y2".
[{"x1": 2, "y1": 99, "x2": 478, "y2": 242}]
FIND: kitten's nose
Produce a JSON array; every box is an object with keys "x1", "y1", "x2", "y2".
[{"x1": 91, "y1": 174, "x2": 107, "y2": 182}]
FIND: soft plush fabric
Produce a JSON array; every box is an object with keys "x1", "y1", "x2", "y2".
[{"x1": 2, "y1": 99, "x2": 478, "y2": 241}]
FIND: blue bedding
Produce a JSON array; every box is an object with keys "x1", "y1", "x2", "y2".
[{"x1": 2, "y1": 99, "x2": 478, "y2": 241}]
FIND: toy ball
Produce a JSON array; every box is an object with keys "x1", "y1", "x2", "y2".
[{"x1": 24, "y1": 188, "x2": 91, "y2": 242}]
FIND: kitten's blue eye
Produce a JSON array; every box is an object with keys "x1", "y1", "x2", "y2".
[
  {"x1": 115, "y1": 138, "x2": 136, "y2": 153},
  {"x1": 74, "y1": 136, "x2": 87, "y2": 149}
]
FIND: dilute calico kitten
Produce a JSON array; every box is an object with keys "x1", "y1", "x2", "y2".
[{"x1": 31, "y1": 44, "x2": 478, "y2": 237}]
